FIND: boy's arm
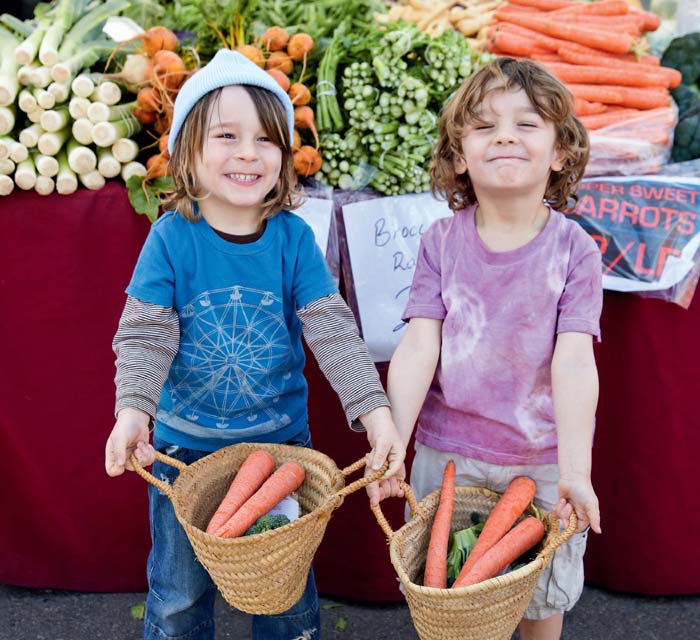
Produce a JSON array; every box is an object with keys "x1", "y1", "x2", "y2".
[
  {"x1": 387, "y1": 317, "x2": 443, "y2": 447},
  {"x1": 297, "y1": 294, "x2": 404, "y2": 479},
  {"x1": 105, "y1": 296, "x2": 179, "y2": 477},
  {"x1": 551, "y1": 331, "x2": 601, "y2": 534}
]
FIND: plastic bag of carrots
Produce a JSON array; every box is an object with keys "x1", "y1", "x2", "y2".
[{"x1": 584, "y1": 103, "x2": 678, "y2": 176}]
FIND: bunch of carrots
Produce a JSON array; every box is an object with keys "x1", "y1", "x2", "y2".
[
  {"x1": 205, "y1": 450, "x2": 305, "y2": 539},
  {"x1": 236, "y1": 26, "x2": 323, "y2": 179},
  {"x1": 108, "y1": 25, "x2": 189, "y2": 180},
  {"x1": 424, "y1": 461, "x2": 544, "y2": 589},
  {"x1": 485, "y1": 0, "x2": 681, "y2": 130}
]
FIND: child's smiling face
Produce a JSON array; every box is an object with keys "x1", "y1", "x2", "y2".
[
  {"x1": 454, "y1": 86, "x2": 565, "y2": 202},
  {"x1": 194, "y1": 85, "x2": 282, "y2": 223}
]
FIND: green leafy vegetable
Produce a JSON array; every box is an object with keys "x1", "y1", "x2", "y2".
[
  {"x1": 446, "y1": 521, "x2": 484, "y2": 586},
  {"x1": 126, "y1": 174, "x2": 174, "y2": 222}
]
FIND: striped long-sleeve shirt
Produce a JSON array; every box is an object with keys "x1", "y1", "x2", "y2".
[{"x1": 113, "y1": 293, "x2": 387, "y2": 432}]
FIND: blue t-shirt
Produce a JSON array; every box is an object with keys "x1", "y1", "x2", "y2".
[{"x1": 126, "y1": 209, "x2": 337, "y2": 451}]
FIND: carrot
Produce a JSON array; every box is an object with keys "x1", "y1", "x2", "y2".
[
  {"x1": 145, "y1": 153, "x2": 169, "y2": 179},
  {"x1": 530, "y1": 52, "x2": 565, "y2": 63},
  {"x1": 493, "y1": 10, "x2": 641, "y2": 54},
  {"x1": 288, "y1": 82, "x2": 311, "y2": 106},
  {"x1": 573, "y1": 98, "x2": 607, "y2": 116},
  {"x1": 267, "y1": 68, "x2": 291, "y2": 92},
  {"x1": 505, "y1": 0, "x2": 573, "y2": 10},
  {"x1": 551, "y1": 0, "x2": 630, "y2": 16},
  {"x1": 236, "y1": 44, "x2": 265, "y2": 68},
  {"x1": 423, "y1": 461, "x2": 456, "y2": 588},
  {"x1": 453, "y1": 476, "x2": 536, "y2": 584},
  {"x1": 158, "y1": 134, "x2": 170, "y2": 158},
  {"x1": 629, "y1": 8, "x2": 661, "y2": 32},
  {"x1": 266, "y1": 51, "x2": 293, "y2": 75},
  {"x1": 578, "y1": 107, "x2": 641, "y2": 129},
  {"x1": 293, "y1": 145, "x2": 322, "y2": 176},
  {"x1": 137, "y1": 87, "x2": 161, "y2": 113},
  {"x1": 292, "y1": 128, "x2": 301, "y2": 152},
  {"x1": 149, "y1": 50, "x2": 187, "y2": 91},
  {"x1": 542, "y1": 61, "x2": 675, "y2": 88},
  {"x1": 287, "y1": 33, "x2": 314, "y2": 62},
  {"x1": 205, "y1": 450, "x2": 275, "y2": 534},
  {"x1": 489, "y1": 30, "x2": 542, "y2": 57},
  {"x1": 260, "y1": 26, "x2": 290, "y2": 52},
  {"x1": 215, "y1": 461, "x2": 305, "y2": 538},
  {"x1": 294, "y1": 106, "x2": 319, "y2": 147},
  {"x1": 141, "y1": 26, "x2": 179, "y2": 57},
  {"x1": 452, "y1": 517, "x2": 545, "y2": 588},
  {"x1": 556, "y1": 45, "x2": 680, "y2": 87},
  {"x1": 566, "y1": 83, "x2": 670, "y2": 110},
  {"x1": 133, "y1": 106, "x2": 158, "y2": 125}
]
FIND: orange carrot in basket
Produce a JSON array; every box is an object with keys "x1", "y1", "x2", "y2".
[
  {"x1": 215, "y1": 461, "x2": 305, "y2": 538},
  {"x1": 205, "y1": 450, "x2": 275, "y2": 534},
  {"x1": 452, "y1": 476, "x2": 536, "y2": 585},
  {"x1": 423, "y1": 460, "x2": 455, "y2": 588},
  {"x1": 452, "y1": 517, "x2": 545, "y2": 588}
]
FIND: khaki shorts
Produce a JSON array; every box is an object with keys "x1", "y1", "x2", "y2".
[{"x1": 410, "y1": 442, "x2": 588, "y2": 620}]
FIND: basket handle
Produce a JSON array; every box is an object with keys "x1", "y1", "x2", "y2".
[
  {"x1": 540, "y1": 510, "x2": 578, "y2": 558},
  {"x1": 330, "y1": 457, "x2": 393, "y2": 499},
  {"x1": 370, "y1": 480, "x2": 423, "y2": 540},
  {"x1": 129, "y1": 451, "x2": 187, "y2": 499}
]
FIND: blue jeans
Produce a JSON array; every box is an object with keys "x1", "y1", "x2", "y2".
[{"x1": 144, "y1": 433, "x2": 321, "y2": 640}]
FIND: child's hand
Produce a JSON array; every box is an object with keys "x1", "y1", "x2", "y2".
[
  {"x1": 104, "y1": 407, "x2": 155, "y2": 477},
  {"x1": 365, "y1": 461, "x2": 406, "y2": 506},
  {"x1": 360, "y1": 406, "x2": 406, "y2": 476},
  {"x1": 555, "y1": 475, "x2": 601, "y2": 534}
]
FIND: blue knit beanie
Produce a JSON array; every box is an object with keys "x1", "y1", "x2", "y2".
[{"x1": 167, "y1": 49, "x2": 295, "y2": 154}]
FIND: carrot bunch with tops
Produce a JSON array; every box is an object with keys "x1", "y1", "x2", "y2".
[
  {"x1": 206, "y1": 450, "x2": 305, "y2": 539},
  {"x1": 236, "y1": 27, "x2": 322, "y2": 178},
  {"x1": 485, "y1": 0, "x2": 681, "y2": 129},
  {"x1": 424, "y1": 464, "x2": 544, "y2": 589}
]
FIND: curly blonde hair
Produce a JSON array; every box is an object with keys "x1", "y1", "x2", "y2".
[
  {"x1": 430, "y1": 57, "x2": 589, "y2": 212},
  {"x1": 162, "y1": 85, "x2": 302, "y2": 221}
]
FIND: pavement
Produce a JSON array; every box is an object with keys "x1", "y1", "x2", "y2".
[{"x1": 2, "y1": 582, "x2": 699, "y2": 640}]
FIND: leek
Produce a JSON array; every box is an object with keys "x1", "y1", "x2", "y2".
[
  {"x1": 27, "y1": 107, "x2": 44, "y2": 124},
  {"x1": 0, "y1": 173, "x2": 14, "y2": 195},
  {"x1": 38, "y1": 126, "x2": 71, "y2": 156},
  {"x1": 18, "y1": 88, "x2": 37, "y2": 113},
  {"x1": 10, "y1": 142, "x2": 28, "y2": 164},
  {"x1": 20, "y1": 123, "x2": 44, "y2": 149},
  {"x1": 36, "y1": 88, "x2": 56, "y2": 110},
  {"x1": 14, "y1": 25, "x2": 47, "y2": 66},
  {"x1": 40, "y1": 107, "x2": 70, "y2": 132},
  {"x1": 67, "y1": 138, "x2": 96, "y2": 173},
  {"x1": 0, "y1": 105, "x2": 16, "y2": 135},
  {"x1": 69, "y1": 96, "x2": 90, "y2": 120},
  {"x1": 71, "y1": 117, "x2": 93, "y2": 145},
  {"x1": 39, "y1": 0, "x2": 89, "y2": 66},
  {"x1": 58, "y1": 0, "x2": 131, "y2": 59},
  {"x1": 78, "y1": 168, "x2": 105, "y2": 190},
  {"x1": 71, "y1": 73, "x2": 98, "y2": 98},
  {"x1": 14, "y1": 157, "x2": 37, "y2": 190},
  {"x1": 35, "y1": 152, "x2": 59, "y2": 177},
  {"x1": 30, "y1": 66, "x2": 53, "y2": 89},
  {"x1": 91, "y1": 112, "x2": 140, "y2": 147},
  {"x1": 90, "y1": 80, "x2": 122, "y2": 106},
  {"x1": 97, "y1": 148, "x2": 120, "y2": 177},
  {"x1": 35, "y1": 174, "x2": 55, "y2": 195},
  {"x1": 120, "y1": 160, "x2": 146, "y2": 182},
  {"x1": 87, "y1": 100, "x2": 136, "y2": 124},
  {"x1": 47, "y1": 79, "x2": 71, "y2": 104},
  {"x1": 0, "y1": 28, "x2": 20, "y2": 107},
  {"x1": 0, "y1": 157, "x2": 14, "y2": 175},
  {"x1": 56, "y1": 148, "x2": 77, "y2": 194},
  {"x1": 111, "y1": 137, "x2": 138, "y2": 163},
  {"x1": 50, "y1": 40, "x2": 114, "y2": 84}
]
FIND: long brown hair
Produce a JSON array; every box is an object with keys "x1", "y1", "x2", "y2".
[
  {"x1": 163, "y1": 85, "x2": 302, "y2": 221},
  {"x1": 430, "y1": 57, "x2": 589, "y2": 212}
]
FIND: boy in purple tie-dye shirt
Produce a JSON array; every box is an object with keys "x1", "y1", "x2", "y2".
[{"x1": 385, "y1": 58, "x2": 603, "y2": 640}]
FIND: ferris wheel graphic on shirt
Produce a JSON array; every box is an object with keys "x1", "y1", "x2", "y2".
[{"x1": 165, "y1": 285, "x2": 293, "y2": 430}]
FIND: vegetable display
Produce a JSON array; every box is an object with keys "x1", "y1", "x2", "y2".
[{"x1": 315, "y1": 20, "x2": 490, "y2": 195}]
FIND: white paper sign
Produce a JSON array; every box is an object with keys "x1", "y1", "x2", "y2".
[
  {"x1": 297, "y1": 196, "x2": 333, "y2": 256},
  {"x1": 342, "y1": 192, "x2": 452, "y2": 362}
]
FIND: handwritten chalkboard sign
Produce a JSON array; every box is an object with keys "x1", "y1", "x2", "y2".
[{"x1": 342, "y1": 192, "x2": 452, "y2": 361}]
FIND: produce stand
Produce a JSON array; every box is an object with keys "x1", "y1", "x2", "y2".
[{"x1": 2, "y1": 0, "x2": 700, "y2": 604}]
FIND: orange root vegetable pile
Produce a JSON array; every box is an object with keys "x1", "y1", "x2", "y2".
[
  {"x1": 486, "y1": 0, "x2": 678, "y2": 128},
  {"x1": 237, "y1": 29, "x2": 322, "y2": 178}
]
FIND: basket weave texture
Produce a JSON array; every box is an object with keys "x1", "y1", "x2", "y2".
[
  {"x1": 373, "y1": 484, "x2": 576, "y2": 640},
  {"x1": 133, "y1": 442, "x2": 381, "y2": 615}
]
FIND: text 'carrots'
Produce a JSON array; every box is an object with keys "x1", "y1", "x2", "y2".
[
  {"x1": 452, "y1": 517, "x2": 546, "y2": 588},
  {"x1": 206, "y1": 450, "x2": 275, "y2": 535},
  {"x1": 423, "y1": 461, "x2": 456, "y2": 588},
  {"x1": 215, "y1": 461, "x2": 305, "y2": 539}
]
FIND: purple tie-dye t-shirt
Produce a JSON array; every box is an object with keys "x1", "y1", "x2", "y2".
[{"x1": 403, "y1": 204, "x2": 602, "y2": 466}]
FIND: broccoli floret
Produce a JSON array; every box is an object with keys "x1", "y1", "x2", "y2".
[
  {"x1": 661, "y1": 33, "x2": 700, "y2": 87},
  {"x1": 671, "y1": 84, "x2": 700, "y2": 119},
  {"x1": 672, "y1": 103, "x2": 700, "y2": 162},
  {"x1": 244, "y1": 514, "x2": 291, "y2": 536}
]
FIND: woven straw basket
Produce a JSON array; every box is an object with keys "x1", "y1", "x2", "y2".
[
  {"x1": 131, "y1": 442, "x2": 386, "y2": 615},
  {"x1": 372, "y1": 482, "x2": 577, "y2": 640}
]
